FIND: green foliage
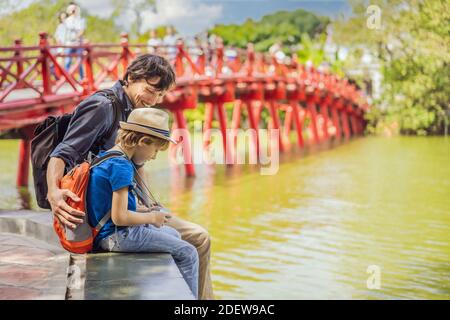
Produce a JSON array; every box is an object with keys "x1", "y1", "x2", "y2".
[
  {"x1": 334, "y1": 0, "x2": 450, "y2": 135},
  {"x1": 111, "y1": 0, "x2": 155, "y2": 40},
  {"x1": 138, "y1": 25, "x2": 178, "y2": 44},
  {"x1": 296, "y1": 33, "x2": 325, "y2": 66},
  {"x1": 83, "y1": 15, "x2": 121, "y2": 44},
  {"x1": 210, "y1": 9, "x2": 329, "y2": 51},
  {"x1": 0, "y1": 0, "x2": 120, "y2": 46}
]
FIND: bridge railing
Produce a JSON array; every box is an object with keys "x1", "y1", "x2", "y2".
[
  {"x1": 1, "y1": 32, "x2": 369, "y2": 190},
  {"x1": 0, "y1": 32, "x2": 368, "y2": 108}
]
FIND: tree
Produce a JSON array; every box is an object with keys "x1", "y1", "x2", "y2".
[
  {"x1": 333, "y1": 0, "x2": 450, "y2": 135},
  {"x1": 0, "y1": 0, "x2": 120, "y2": 46},
  {"x1": 111, "y1": 0, "x2": 156, "y2": 39},
  {"x1": 210, "y1": 9, "x2": 329, "y2": 52}
]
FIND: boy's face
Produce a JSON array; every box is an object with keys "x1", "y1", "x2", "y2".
[{"x1": 132, "y1": 140, "x2": 162, "y2": 165}]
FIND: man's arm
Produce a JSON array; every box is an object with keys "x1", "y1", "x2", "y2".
[
  {"x1": 47, "y1": 157, "x2": 85, "y2": 229},
  {"x1": 47, "y1": 95, "x2": 111, "y2": 228}
]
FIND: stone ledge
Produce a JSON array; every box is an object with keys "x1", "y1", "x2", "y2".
[
  {"x1": 0, "y1": 232, "x2": 70, "y2": 300},
  {"x1": 0, "y1": 210, "x2": 195, "y2": 300}
]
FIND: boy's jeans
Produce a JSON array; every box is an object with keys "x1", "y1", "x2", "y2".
[{"x1": 98, "y1": 224, "x2": 199, "y2": 299}]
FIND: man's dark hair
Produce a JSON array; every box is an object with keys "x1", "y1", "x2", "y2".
[{"x1": 123, "y1": 54, "x2": 176, "y2": 91}]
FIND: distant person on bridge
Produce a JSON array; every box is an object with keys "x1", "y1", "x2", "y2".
[
  {"x1": 54, "y1": 11, "x2": 67, "y2": 48},
  {"x1": 64, "y1": 3, "x2": 86, "y2": 80},
  {"x1": 162, "y1": 26, "x2": 178, "y2": 62},
  {"x1": 147, "y1": 29, "x2": 162, "y2": 55},
  {"x1": 45, "y1": 54, "x2": 214, "y2": 300},
  {"x1": 50, "y1": 11, "x2": 67, "y2": 79}
]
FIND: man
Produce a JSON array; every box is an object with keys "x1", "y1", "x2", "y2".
[
  {"x1": 54, "y1": 11, "x2": 67, "y2": 46},
  {"x1": 163, "y1": 26, "x2": 178, "y2": 61},
  {"x1": 64, "y1": 3, "x2": 86, "y2": 79},
  {"x1": 47, "y1": 54, "x2": 214, "y2": 300},
  {"x1": 50, "y1": 11, "x2": 67, "y2": 79},
  {"x1": 147, "y1": 29, "x2": 162, "y2": 55}
]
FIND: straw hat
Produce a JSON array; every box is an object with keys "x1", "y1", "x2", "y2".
[{"x1": 119, "y1": 108, "x2": 177, "y2": 144}]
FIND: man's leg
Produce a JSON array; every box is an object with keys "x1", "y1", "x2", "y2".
[
  {"x1": 65, "y1": 48, "x2": 72, "y2": 71},
  {"x1": 166, "y1": 215, "x2": 214, "y2": 300},
  {"x1": 77, "y1": 48, "x2": 84, "y2": 80}
]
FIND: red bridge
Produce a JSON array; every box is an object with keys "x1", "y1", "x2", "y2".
[{"x1": 0, "y1": 32, "x2": 368, "y2": 192}]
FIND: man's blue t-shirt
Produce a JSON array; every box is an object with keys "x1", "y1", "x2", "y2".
[{"x1": 86, "y1": 151, "x2": 136, "y2": 248}]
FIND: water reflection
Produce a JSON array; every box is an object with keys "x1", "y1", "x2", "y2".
[
  {"x1": 0, "y1": 136, "x2": 449, "y2": 299},
  {"x1": 17, "y1": 186, "x2": 31, "y2": 210},
  {"x1": 154, "y1": 137, "x2": 450, "y2": 299}
]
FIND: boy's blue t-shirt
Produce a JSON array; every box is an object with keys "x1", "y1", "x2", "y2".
[{"x1": 86, "y1": 151, "x2": 137, "y2": 248}]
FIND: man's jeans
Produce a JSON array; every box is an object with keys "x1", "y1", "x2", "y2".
[
  {"x1": 98, "y1": 224, "x2": 199, "y2": 299},
  {"x1": 65, "y1": 47, "x2": 84, "y2": 80},
  {"x1": 165, "y1": 215, "x2": 214, "y2": 300}
]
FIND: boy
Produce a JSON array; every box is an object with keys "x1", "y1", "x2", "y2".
[{"x1": 87, "y1": 107, "x2": 199, "y2": 299}]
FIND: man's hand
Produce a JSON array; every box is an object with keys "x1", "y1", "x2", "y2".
[{"x1": 47, "y1": 188, "x2": 85, "y2": 229}]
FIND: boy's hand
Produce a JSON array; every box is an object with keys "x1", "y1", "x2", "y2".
[
  {"x1": 136, "y1": 202, "x2": 150, "y2": 213},
  {"x1": 150, "y1": 211, "x2": 172, "y2": 228}
]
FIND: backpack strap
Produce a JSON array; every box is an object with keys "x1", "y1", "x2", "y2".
[
  {"x1": 89, "y1": 150, "x2": 130, "y2": 232},
  {"x1": 94, "y1": 210, "x2": 113, "y2": 231},
  {"x1": 89, "y1": 150, "x2": 159, "y2": 232},
  {"x1": 102, "y1": 91, "x2": 122, "y2": 143},
  {"x1": 92, "y1": 89, "x2": 123, "y2": 151},
  {"x1": 132, "y1": 183, "x2": 152, "y2": 209},
  {"x1": 90, "y1": 150, "x2": 125, "y2": 168}
]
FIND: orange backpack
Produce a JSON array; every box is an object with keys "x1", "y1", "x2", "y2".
[{"x1": 53, "y1": 151, "x2": 127, "y2": 254}]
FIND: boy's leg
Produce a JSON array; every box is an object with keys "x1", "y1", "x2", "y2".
[
  {"x1": 166, "y1": 215, "x2": 214, "y2": 300},
  {"x1": 102, "y1": 225, "x2": 199, "y2": 298}
]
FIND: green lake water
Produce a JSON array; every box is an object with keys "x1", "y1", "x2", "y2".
[{"x1": 0, "y1": 136, "x2": 449, "y2": 299}]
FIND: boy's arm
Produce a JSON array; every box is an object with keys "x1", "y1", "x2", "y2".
[{"x1": 111, "y1": 187, "x2": 168, "y2": 227}]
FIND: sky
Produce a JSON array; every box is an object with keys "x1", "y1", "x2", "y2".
[{"x1": 2, "y1": 0, "x2": 352, "y2": 36}]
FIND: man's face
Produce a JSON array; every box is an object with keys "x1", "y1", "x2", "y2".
[{"x1": 128, "y1": 77, "x2": 168, "y2": 108}]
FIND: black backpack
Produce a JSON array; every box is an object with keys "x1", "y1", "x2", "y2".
[{"x1": 31, "y1": 89, "x2": 122, "y2": 209}]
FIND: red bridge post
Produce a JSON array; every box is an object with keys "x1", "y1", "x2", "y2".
[
  {"x1": 173, "y1": 109, "x2": 195, "y2": 177},
  {"x1": 341, "y1": 105, "x2": 351, "y2": 140},
  {"x1": 39, "y1": 32, "x2": 52, "y2": 96},
  {"x1": 16, "y1": 139, "x2": 30, "y2": 189},
  {"x1": 330, "y1": 98, "x2": 342, "y2": 141},
  {"x1": 319, "y1": 92, "x2": 331, "y2": 141},
  {"x1": 84, "y1": 42, "x2": 96, "y2": 92},
  {"x1": 306, "y1": 90, "x2": 320, "y2": 144},
  {"x1": 14, "y1": 39, "x2": 24, "y2": 89},
  {"x1": 120, "y1": 33, "x2": 131, "y2": 75}
]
